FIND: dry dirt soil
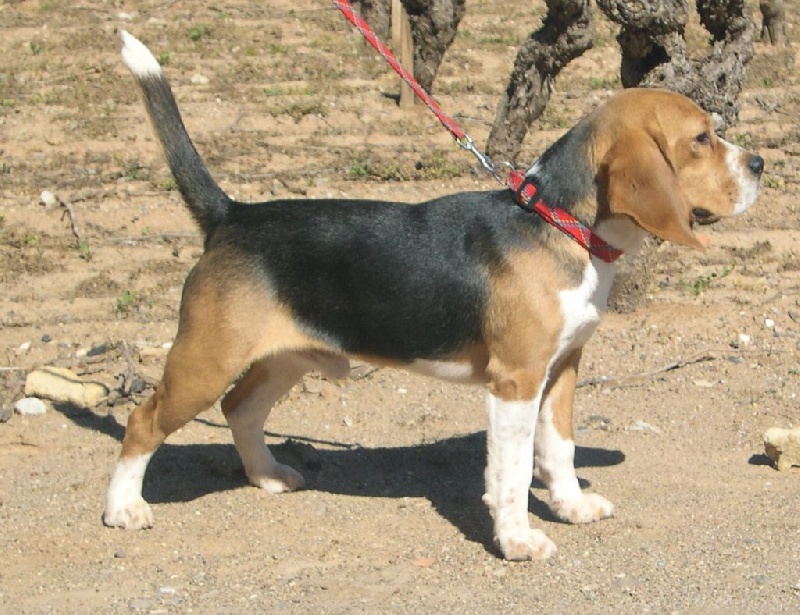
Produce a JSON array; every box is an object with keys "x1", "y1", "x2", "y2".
[{"x1": 1, "y1": 1, "x2": 799, "y2": 613}]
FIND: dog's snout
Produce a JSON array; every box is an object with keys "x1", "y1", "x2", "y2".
[
  {"x1": 692, "y1": 208, "x2": 720, "y2": 225},
  {"x1": 748, "y1": 155, "x2": 764, "y2": 176}
]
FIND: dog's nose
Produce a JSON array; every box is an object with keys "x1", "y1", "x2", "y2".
[{"x1": 748, "y1": 155, "x2": 764, "y2": 176}]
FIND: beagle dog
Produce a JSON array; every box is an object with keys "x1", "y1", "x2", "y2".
[{"x1": 105, "y1": 31, "x2": 763, "y2": 561}]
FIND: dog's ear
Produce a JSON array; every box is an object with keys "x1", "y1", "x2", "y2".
[{"x1": 599, "y1": 130, "x2": 704, "y2": 251}]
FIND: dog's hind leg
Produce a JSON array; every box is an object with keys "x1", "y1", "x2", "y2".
[
  {"x1": 103, "y1": 264, "x2": 266, "y2": 530},
  {"x1": 103, "y1": 333, "x2": 248, "y2": 529},
  {"x1": 221, "y1": 356, "x2": 308, "y2": 494},
  {"x1": 222, "y1": 351, "x2": 350, "y2": 493}
]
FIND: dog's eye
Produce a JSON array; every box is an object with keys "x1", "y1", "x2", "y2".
[{"x1": 695, "y1": 131, "x2": 711, "y2": 145}]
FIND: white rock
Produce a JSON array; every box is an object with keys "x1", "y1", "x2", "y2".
[
  {"x1": 764, "y1": 427, "x2": 800, "y2": 471},
  {"x1": 765, "y1": 318, "x2": 775, "y2": 328},
  {"x1": 14, "y1": 397, "x2": 47, "y2": 416},
  {"x1": 191, "y1": 74, "x2": 209, "y2": 85},
  {"x1": 738, "y1": 333, "x2": 751, "y2": 345},
  {"x1": 25, "y1": 366, "x2": 109, "y2": 407},
  {"x1": 40, "y1": 190, "x2": 58, "y2": 209}
]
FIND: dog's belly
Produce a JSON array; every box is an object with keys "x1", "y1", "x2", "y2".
[{"x1": 406, "y1": 359, "x2": 488, "y2": 384}]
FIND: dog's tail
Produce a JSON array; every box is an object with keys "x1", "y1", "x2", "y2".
[{"x1": 119, "y1": 30, "x2": 229, "y2": 236}]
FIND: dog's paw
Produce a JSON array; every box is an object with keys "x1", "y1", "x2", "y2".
[
  {"x1": 103, "y1": 497, "x2": 154, "y2": 530},
  {"x1": 498, "y1": 528, "x2": 557, "y2": 561},
  {"x1": 249, "y1": 462, "x2": 305, "y2": 494},
  {"x1": 551, "y1": 493, "x2": 614, "y2": 524}
]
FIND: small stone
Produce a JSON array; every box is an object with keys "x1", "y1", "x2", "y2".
[
  {"x1": 738, "y1": 333, "x2": 751, "y2": 345},
  {"x1": 764, "y1": 318, "x2": 775, "y2": 328},
  {"x1": 191, "y1": 74, "x2": 209, "y2": 85},
  {"x1": 14, "y1": 397, "x2": 47, "y2": 416},
  {"x1": 693, "y1": 379, "x2": 716, "y2": 388},
  {"x1": 40, "y1": 190, "x2": 59, "y2": 210},
  {"x1": 87, "y1": 343, "x2": 112, "y2": 357},
  {"x1": 303, "y1": 378, "x2": 323, "y2": 395},
  {"x1": 0, "y1": 406, "x2": 13, "y2": 423},
  {"x1": 138, "y1": 346, "x2": 168, "y2": 359},
  {"x1": 41, "y1": 333, "x2": 52, "y2": 343},
  {"x1": 764, "y1": 427, "x2": 800, "y2": 471},
  {"x1": 16, "y1": 341, "x2": 31, "y2": 355},
  {"x1": 625, "y1": 420, "x2": 661, "y2": 434},
  {"x1": 130, "y1": 377, "x2": 147, "y2": 395}
]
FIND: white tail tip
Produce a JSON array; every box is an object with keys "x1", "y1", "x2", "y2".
[{"x1": 120, "y1": 30, "x2": 162, "y2": 77}]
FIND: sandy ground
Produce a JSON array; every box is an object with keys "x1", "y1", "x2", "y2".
[{"x1": 1, "y1": 0, "x2": 799, "y2": 612}]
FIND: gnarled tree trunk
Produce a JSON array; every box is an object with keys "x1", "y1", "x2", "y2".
[
  {"x1": 401, "y1": 0, "x2": 466, "y2": 94},
  {"x1": 352, "y1": 0, "x2": 392, "y2": 39},
  {"x1": 597, "y1": 0, "x2": 756, "y2": 130},
  {"x1": 352, "y1": 0, "x2": 465, "y2": 95},
  {"x1": 485, "y1": 0, "x2": 593, "y2": 164},
  {"x1": 759, "y1": 0, "x2": 786, "y2": 45}
]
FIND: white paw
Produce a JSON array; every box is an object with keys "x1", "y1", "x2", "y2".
[
  {"x1": 103, "y1": 497, "x2": 154, "y2": 530},
  {"x1": 249, "y1": 462, "x2": 305, "y2": 494},
  {"x1": 552, "y1": 493, "x2": 615, "y2": 524},
  {"x1": 498, "y1": 528, "x2": 557, "y2": 561}
]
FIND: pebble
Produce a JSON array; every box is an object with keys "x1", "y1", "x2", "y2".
[
  {"x1": 14, "y1": 397, "x2": 47, "y2": 416},
  {"x1": 191, "y1": 74, "x2": 209, "y2": 85},
  {"x1": 0, "y1": 406, "x2": 12, "y2": 423},
  {"x1": 738, "y1": 333, "x2": 751, "y2": 345},
  {"x1": 624, "y1": 420, "x2": 661, "y2": 434},
  {"x1": 39, "y1": 190, "x2": 58, "y2": 209}
]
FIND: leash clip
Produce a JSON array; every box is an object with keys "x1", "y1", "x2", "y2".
[{"x1": 456, "y1": 135, "x2": 506, "y2": 186}]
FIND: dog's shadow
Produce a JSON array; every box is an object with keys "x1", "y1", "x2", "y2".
[{"x1": 58, "y1": 403, "x2": 625, "y2": 552}]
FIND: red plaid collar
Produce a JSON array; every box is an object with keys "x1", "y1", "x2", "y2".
[{"x1": 506, "y1": 170, "x2": 623, "y2": 264}]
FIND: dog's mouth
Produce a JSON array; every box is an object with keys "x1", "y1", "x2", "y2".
[{"x1": 691, "y1": 207, "x2": 721, "y2": 226}]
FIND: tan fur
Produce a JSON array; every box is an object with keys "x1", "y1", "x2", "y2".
[
  {"x1": 543, "y1": 349, "x2": 582, "y2": 441},
  {"x1": 589, "y1": 90, "x2": 751, "y2": 246},
  {"x1": 484, "y1": 250, "x2": 567, "y2": 401}
]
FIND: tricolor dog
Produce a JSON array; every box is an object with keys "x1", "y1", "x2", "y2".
[{"x1": 105, "y1": 31, "x2": 762, "y2": 561}]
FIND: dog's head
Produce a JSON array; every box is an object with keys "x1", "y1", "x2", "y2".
[{"x1": 593, "y1": 88, "x2": 762, "y2": 250}]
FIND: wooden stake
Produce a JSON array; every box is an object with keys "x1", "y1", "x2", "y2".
[{"x1": 391, "y1": 0, "x2": 414, "y2": 108}]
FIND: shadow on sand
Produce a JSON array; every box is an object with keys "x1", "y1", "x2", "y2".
[{"x1": 56, "y1": 402, "x2": 625, "y2": 554}]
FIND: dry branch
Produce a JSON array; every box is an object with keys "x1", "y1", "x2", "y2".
[{"x1": 577, "y1": 352, "x2": 715, "y2": 388}]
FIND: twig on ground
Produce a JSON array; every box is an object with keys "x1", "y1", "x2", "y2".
[
  {"x1": 40, "y1": 190, "x2": 86, "y2": 248},
  {"x1": 104, "y1": 232, "x2": 199, "y2": 244},
  {"x1": 577, "y1": 352, "x2": 716, "y2": 388}
]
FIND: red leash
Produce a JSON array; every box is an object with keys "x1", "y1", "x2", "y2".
[{"x1": 331, "y1": 0, "x2": 623, "y2": 264}]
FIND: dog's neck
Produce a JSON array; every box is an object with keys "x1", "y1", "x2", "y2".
[{"x1": 593, "y1": 216, "x2": 648, "y2": 257}]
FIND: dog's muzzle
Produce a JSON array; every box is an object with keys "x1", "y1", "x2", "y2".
[{"x1": 691, "y1": 208, "x2": 721, "y2": 225}]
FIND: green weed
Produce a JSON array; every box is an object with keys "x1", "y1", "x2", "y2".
[
  {"x1": 115, "y1": 290, "x2": 137, "y2": 314},
  {"x1": 79, "y1": 240, "x2": 92, "y2": 261},
  {"x1": 679, "y1": 265, "x2": 734, "y2": 296},
  {"x1": 189, "y1": 24, "x2": 209, "y2": 42}
]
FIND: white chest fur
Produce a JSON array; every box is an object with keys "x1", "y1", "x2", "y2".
[{"x1": 556, "y1": 259, "x2": 615, "y2": 355}]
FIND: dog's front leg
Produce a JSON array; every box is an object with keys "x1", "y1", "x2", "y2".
[
  {"x1": 534, "y1": 349, "x2": 615, "y2": 523},
  {"x1": 484, "y1": 385, "x2": 556, "y2": 561}
]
